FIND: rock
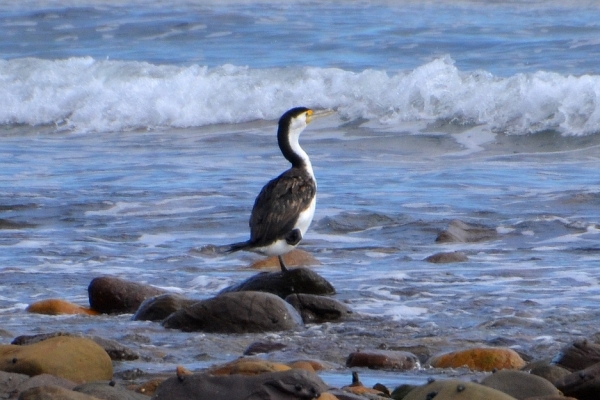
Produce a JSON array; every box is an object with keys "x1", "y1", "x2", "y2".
[
  {"x1": 436, "y1": 219, "x2": 498, "y2": 243},
  {"x1": 523, "y1": 397, "x2": 578, "y2": 400},
  {"x1": 249, "y1": 249, "x2": 321, "y2": 269},
  {"x1": 244, "y1": 341, "x2": 288, "y2": 355},
  {"x1": 209, "y1": 358, "x2": 292, "y2": 375},
  {"x1": 133, "y1": 378, "x2": 164, "y2": 397},
  {"x1": 152, "y1": 369, "x2": 329, "y2": 400},
  {"x1": 0, "y1": 336, "x2": 113, "y2": 383},
  {"x1": 18, "y1": 385, "x2": 103, "y2": 400},
  {"x1": 285, "y1": 294, "x2": 352, "y2": 323},
  {"x1": 527, "y1": 363, "x2": 571, "y2": 385},
  {"x1": 132, "y1": 294, "x2": 198, "y2": 322},
  {"x1": 88, "y1": 276, "x2": 166, "y2": 314},
  {"x1": 16, "y1": 373, "x2": 77, "y2": 393},
  {"x1": 428, "y1": 347, "x2": 526, "y2": 371},
  {"x1": 12, "y1": 332, "x2": 138, "y2": 362},
  {"x1": 162, "y1": 291, "x2": 303, "y2": 333},
  {"x1": 554, "y1": 361, "x2": 600, "y2": 400},
  {"x1": 402, "y1": 379, "x2": 517, "y2": 400},
  {"x1": 0, "y1": 370, "x2": 29, "y2": 398},
  {"x1": 424, "y1": 251, "x2": 468, "y2": 263},
  {"x1": 326, "y1": 389, "x2": 374, "y2": 400},
  {"x1": 219, "y1": 268, "x2": 335, "y2": 299},
  {"x1": 346, "y1": 350, "x2": 419, "y2": 371},
  {"x1": 390, "y1": 384, "x2": 416, "y2": 400},
  {"x1": 480, "y1": 370, "x2": 561, "y2": 399},
  {"x1": 74, "y1": 381, "x2": 149, "y2": 400},
  {"x1": 26, "y1": 299, "x2": 99, "y2": 316},
  {"x1": 553, "y1": 339, "x2": 600, "y2": 371},
  {"x1": 341, "y1": 372, "x2": 389, "y2": 397}
]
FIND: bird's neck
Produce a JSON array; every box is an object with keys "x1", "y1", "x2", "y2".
[{"x1": 278, "y1": 125, "x2": 314, "y2": 179}]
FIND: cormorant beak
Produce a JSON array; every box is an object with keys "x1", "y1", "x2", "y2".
[{"x1": 307, "y1": 109, "x2": 335, "y2": 124}]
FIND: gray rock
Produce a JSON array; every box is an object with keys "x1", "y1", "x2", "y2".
[
  {"x1": 88, "y1": 276, "x2": 166, "y2": 314},
  {"x1": 73, "y1": 381, "x2": 149, "y2": 400},
  {"x1": 424, "y1": 251, "x2": 468, "y2": 263},
  {"x1": 162, "y1": 291, "x2": 303, "y2": 333},
  {"x1": 133, "y1": 294, "x2": 197, "y2": 322},
  {"x1": 346, "y1": 350, "x2": 420, "y2": 371},
  {"x1": 0, "y1": 370, "x2": 29, "y2": 399},
  {"x1": 152, "y1": 369, "x2": 329, "y2": 400},
  {"x1": 16, "y1": 374, "x2": 76, "y2": 394},
  {"x1": 554, "y1": 361, "x2": 600, "y2": 400},
  {"x1": 553, "y1": 339, "x2": 600, "y2": 371},
  {"x1": 285, "y1": 293, "x2": 352, "y2": 323},
  {"x1": 18, "y1": 385, "x2": 101, "y2": 400},
  {"x1": 436, "y1": 219, "x2": 498, "y2": 243},
  {"x1": 480, "y1": 369, "x2": 561, "y2": 399}
]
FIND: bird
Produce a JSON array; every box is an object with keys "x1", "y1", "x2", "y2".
[{"x1": 226, "y1": 107, "x2": 317, "y2": 272}]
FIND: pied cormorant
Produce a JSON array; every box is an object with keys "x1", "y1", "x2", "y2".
[{"x1": 226, "y1": 107, "x2": 317, "y2": 272}]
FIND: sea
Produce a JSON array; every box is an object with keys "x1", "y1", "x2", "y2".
[{"x1": 1, "y1": 0, "x2": 600, "y2": 390}]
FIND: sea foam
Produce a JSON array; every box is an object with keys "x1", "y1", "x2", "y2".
[{"x1": 1, "y1": 56, "x2": 599, "y2": 135}]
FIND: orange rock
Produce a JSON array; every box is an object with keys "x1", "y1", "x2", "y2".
[
  {"x1": 317, "y1": 393, "x2": 340, "y2": 400},
  {"x1": 133, "y1": 378, "x2": 165, "y2": 396},
  {"x1": 249, "y1": 249, "x2": 321, "y2": 269},
  {"x1": 428, "y1": 347, "x2": 526, "y2": 371},
  {"x1": 210, "y1": 358, "x2": 291, "y2": 375},
  {"x1": 26, "y1": 299, "x2": 98, "y2": 316}
]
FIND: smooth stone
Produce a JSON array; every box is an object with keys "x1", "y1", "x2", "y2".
[
  {"x1": 428, "y1": 347, "x2": 526, "y2": 372},
  {"x1": 327, "y1": 388, "x2": 375, "y2": 400},
  {"x1": 480, "y1": 370, "x2": 561, "y2": 399},
  {"x1": 209, "y1": 358, "x2": 292, "y2": 375},
  {"x1": 522, "y1": 397, "x2": 578, "y2": 400},
  {"x1": 552, "y1": 339, "x2": 600, "y2": 371},
  {"x1": 424, "y1": 251, "x2": 468, "y2": 263},
  {"x1": 26, "y1": 299, "x2": 98, "y2": 316},
  {"x1": 0, "y1": 370, "x2": 29, "y2": 398},
  {"x1": 554, "y1": 361, "x2": 600, "y2": 400},
  {"x1": 249, "y1": 249, "x2": 321, "y2": 269},
  {"x1": 16, "y1": 373, "x2": 77, "y2": 394},
  {"x1": 341, "y1": 372, "x2": 389, "y2": 397},
  {"x1": 402, "y1": 379, "x2": 517, "y2": 400},
  {"x1": 88, "y1": 276, "x2": 166, "y2": 314},
  {"x1": 219, "y1": 268, "x2": 335, "y2": 299},
  {"x1": 346, "y1": 350, "x2": 420, "y2": 371},
  {"x1": 244, "y1": 341, "x2": 288, "y2": 356},
  {"x1": 436, "y1": 219, "x2": 498, "y2": 243},
  {"x1": 74, "y1": 381, "x2": 149, "y2": 400},
  {"x1": 18, "y1": 385, "x2": 102, "y2": 400},
  {"x1": 285, "y1": 293, "x2": 352, "y2": 323},
  {"x1": 132, "y1": 294, "x2": 198, "y2": 322},
  {"x1": 152, "y1": 369, "x2": 329, "y2": 400},
  {"x1": 162, "y1": 291, "x2": 303, "y2": 333},
  {"x1": 0, "y1": 336, "x2": 113, "y2": 383},
  {"x1": 527, "y1": 363, "x2": 571, "y2": 385}
]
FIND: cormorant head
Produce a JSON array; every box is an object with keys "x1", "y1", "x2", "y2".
[{"x1": 278, "y1": 107, "x2": 313, "y2": 135}]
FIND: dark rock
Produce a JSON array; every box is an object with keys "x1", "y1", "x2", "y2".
[
  {"x1": 152, "y1": 369, "x2": 329, "y2": 400},
  {"x1": 88, "y1": 276, "x2": 166, "y2": 314},
  {"x1": 390, "y1": 384, "x2": 416, "y2": 400},
  {"x1": 554, "y1": 361, "x2": 600, "y2": 400},
  {"x1": 219, "y1": 268, "x2": 335, "y2": 299},
  {"x1": 285, "y1": 294, "x2": 352, "y2": 323},
  {"x1": 528, "y1": 363, "x2": 571, "y2": 385},
  {"x1": 162, "y1": 291, "x2": 303, "y2": 333},
  {"x1": 346, "y1": 350, "x2": 420, "y2": 371},
  {"x1": 0, "y1": 370, "x2": 29, "y2": 398},
  {"x1": 424, "y1": 251, "x2": 468, "y2": 263},
  {"x1": 436, "y1": 219, "x2": 498, "y2": 243},
  {"x1": 480, "y1": 370, "x2": 561, "y2": 399},
  {"x1": 133, "y1": 294, "x2": 198, "y2": 322},
  {"x1": 74, "y1": 381, "x2": 149, "y2": 400},
  {"x1": 18, "y1": 385, "x2": 102, "y2": 400},
  {"x1": 244, "y1": 342, "x2": 288, "y2": 356},
  {"x1": 381, "y1": 344, "x2": 431, "y2": 365},
  {"x1": 553, "y1": 339, "x2": 600, "y2": 371}
]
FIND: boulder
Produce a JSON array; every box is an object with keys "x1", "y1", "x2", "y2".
[
  {"x1": 26, "y1": 299, "x2": 98, "y2": 316},
  {"x1": 162, "y1": 291, "x2": 303, "y2": 333},
  {"x1": 285, "y1": 294, "x2": 352, "y2": 323},
  {"x1": 554, "y1": 361, "x2": 600, "y2": 400},
  {"x1": 436, "y1": 220, "x2": 498, "y2": 243},
  {"x1": 88, "y1": 276, "x2": 166, "y2": 314},
  {"x1": 74, "y1": 381, "x2": 149, "y2": 400},
  {"x1": 428, "y1": 347, "x2": 526, "y2": 371},
  {"x1": 133, "y1": 294, "x2": 198, "y2": 322},
  {"x1": 480, "y1": 370, "x2": 561, "y2": 399},
  {"x1": 152, "y1": 369, "x2": 329, "y2": 400},
  {"x1": 553, "y1": 339, "x2": 600, "y2": 371},
  {"x1": 18, "y1": 385, "x2": 102, "y2": 400},
  {"x1": 208, "y1": 358, "x2": 291, "y2": 375},
  {"x1": 527, "y1": 363, "x2": 571, "y2": 385},
  {"x1": 0, "y1": 370, "x2": 29, "y2": 398},
  {"x1": 0, "y1": 336, "x2": 113, "y2": 383},
  {"x1": 15, "y1": 373, "x2": 77, "y2": 393},
  {"x1": 249, "y1": 249, "x2": 321, "y2": 269},
  {"x1": 346, "y1": 350, "x2": 419, "y2": 371},
  {"x1": 424, "y1": 251, "x2": 468, "y2": 263},
  {"x1": 219, "y1": 268, "x2": 335, "y2": 299},
  {"x1": 402, "y1": 379, "x2": 517, "y2": 400}
]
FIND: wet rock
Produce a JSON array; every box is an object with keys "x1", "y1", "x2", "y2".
[
  {"x1": 133, "y1": 378, "x2": 164, "y2": 397},
  {"x1": 424, "y1": 251, "x2": 468, "y2": 263},
  {"x1": 15, "y1": 373, "x2": 77, "y2": 394},
  {"x1": 428, "y1": 347, "x2": 526, "y2": 372},
  {"x1": 244, "y1": 341, "x2": 288, "y2": 356},
  {"x1": 0, "y1": 370, "x2": 29, "y2": 398},
  {"x1": 341, "y1": 372, "x2": 389, "y2": 397},
  {"x1": 0, "y1": 336, "x2": 112, "y2": 383},
  {"x1": 390, "y1": 383, "x2": 416, "y2": 399},
  {"x1": 553, "y1": 339, "x2": 600, "y2": 371},
  {"x1": 480, "y1": 370, "x2": 561, "y2": 399},
  {"x1": 74, "y1": 381, "x2": 149, "y2": 400},
  {"x1": 209, "y1": 358, "x2": 291, "y2": 375},
  {"x1": 249, "y1": 249, "x2": 321, "y2": 269},
  {"x1": 152, "y1": 369, "x2": 329, "y2": 400},
  {"x1": 162, "y1": 291, "x2": 303, "y2": 333},
  {"x1": 436, "y1": 219, "x2": 498, "y2": 243},
  {"x1": 285, "y1": 294, "x2": 352, "y2": 323},
  {"x1": 220, "y1": 268, "x2": 335, "y2": 299},
  {"x1": 527, "y1": 363, "x2": 571, "y2": 385},
  {"x1": 402, "y1": 379, "x2": 517, "y2": 400},
  {"x1": 0, "y1": 219, "x2": 36, "y2": 230},
  {"x1": 382, "y1": 344, "x2": 431, "y2": 365},
  {"x1": 346, "y1": 350, "x2": 419, "y2": 371},
  {"x1": 18, "y1": 385, "x2": 102, "y2": 400},
  {"x1": 88, "y1": 276, "x2": 166, "y2": 314},
  {"x1": 26, "y1": 299, "x2": 99, "y2": 316},
  {"x1": 326, "y1": 388, "x2": 375, "y2": 400},
  {"x1": 554, "y1": 361, "x2": 600, "y2": 400},
  {"x1": 132, "y1": 294, "x2": 198, "y2": 322}
]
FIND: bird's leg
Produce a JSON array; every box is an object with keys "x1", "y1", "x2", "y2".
[{"x1": 278, "y1": 255, "x2": 289, "y2": 273}]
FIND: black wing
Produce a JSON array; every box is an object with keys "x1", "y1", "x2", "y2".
[{"x1": 248, "y1": 167, "x2": 316, "y2": 247}]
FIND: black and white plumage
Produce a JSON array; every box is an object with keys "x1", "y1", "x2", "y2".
[{"x1": 226, "y1": 107, "x2": 317, "y2": 272}]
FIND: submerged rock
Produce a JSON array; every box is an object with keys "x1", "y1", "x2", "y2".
[
  {"x1": 285, "y1": 293, "x2": 352, "y2": 323},
  {"x1": 220, "y1": 268, "x2": 335, "y2": 299},
  {"x1": 424, "y1": 251, "x2": 469, "y2": 263},
  {"x1": 88, "y1": 276, "x2": 166, "y2": 314},
  {"x1": 162, "y1": 291, "x2": 303, "y2": 333},
  {"x1": 436, "y1": 219, "x2": 498, "y2": 243},
  {"x1": 428, "y1": 347, "x2": 526, "y2": 372},
  {"x1": 346, "y1": 350, "x2": 419, "y2": 371},
  {"x1": 133, "y1": 294, "x2": 198, "y2": 322}
]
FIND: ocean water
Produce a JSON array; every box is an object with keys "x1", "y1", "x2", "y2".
[{"x1": 1, "y1": 0, "x2": 600, "y2": 388}]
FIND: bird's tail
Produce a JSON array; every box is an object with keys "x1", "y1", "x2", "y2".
[{"x1": 225, "y1": 241, "x2": 251, "y2": 254}]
